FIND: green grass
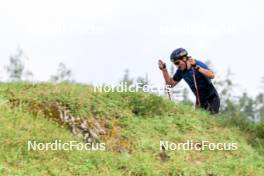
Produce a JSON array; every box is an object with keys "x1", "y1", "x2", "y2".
[{"x1": 0, "y1": 82, "x2": 264, "y2": 175}]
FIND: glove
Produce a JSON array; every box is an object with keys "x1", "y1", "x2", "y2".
[{"x1": 158, "y1": 60, "x2": 166, "y2": 70}]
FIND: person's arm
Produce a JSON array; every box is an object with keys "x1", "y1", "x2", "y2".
[
  {"x1": 161, "y1": 68, "x2": 177, "y2": 87},
  {"x1": 189, "y1": 58, "x2": 215, "y2": 79},
  {"x1": 158, "y1": 60, "x2": 178, "y2": 87},
  {"x1": 196, "y1": 66, "x2": 215, "y2": 79}
]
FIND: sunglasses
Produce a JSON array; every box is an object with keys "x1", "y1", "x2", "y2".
[{"x1": 173, "y1": 60, "x2": 180, "y2": 65}]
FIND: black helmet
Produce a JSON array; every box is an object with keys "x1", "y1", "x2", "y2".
[{"x1": 170, "y1": 48, "x2": 188, "y2": 62}]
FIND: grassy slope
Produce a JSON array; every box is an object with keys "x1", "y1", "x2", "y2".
[{"x1": 0, "y1": 83, "x2": 263, "y2": 176}]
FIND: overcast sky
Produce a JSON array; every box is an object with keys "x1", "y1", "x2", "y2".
[{"x1": 0, "y1": 0, "x2": 263, "y2": 96}]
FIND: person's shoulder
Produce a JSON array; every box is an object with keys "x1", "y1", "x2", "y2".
[
  {"x1": 195, "y1": 59, "x2": 204, "y2": 65},
  {"x1": 195, "y1": 59, "x2": 209, "y2": 69}
]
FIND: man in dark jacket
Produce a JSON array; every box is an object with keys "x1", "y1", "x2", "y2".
[{"x1": 158, "y1": 48, "x2": 220, "y2": 114}]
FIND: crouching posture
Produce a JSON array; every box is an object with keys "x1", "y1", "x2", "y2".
[{"x1": 159, "y1": 48, "x2": 220, "y2": 114}]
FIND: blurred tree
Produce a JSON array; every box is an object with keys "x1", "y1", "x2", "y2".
[
  {"x1": 50, "y1": 62, "x2": 74, "y2": 83},
  {"x1": 255, "y1": 93, "x2": 264, "y2": 121},
  {"x1": 214, "y1": 68, "x2": 237, "y2": 113},
  {"x1": 136, "y1": 73, "x2": 149, "y2": 89},
  {"x1": 5, "y1": 47, "x2": 34, "y2": 82},
  {"x1": 254, "y1": 77, "x2": 264, "y2": 121},
  {"x1": 120, "y1": 69, "x2": 133, "y2": 86},
  {"x1": 239, "y1": 92, "x2": 255, "y2": 120},
  {"x1": 6, "y1": 48, "x2": 25, "y2": 81}
]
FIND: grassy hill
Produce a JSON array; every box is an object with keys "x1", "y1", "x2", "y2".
[{"x1": 0, "y1": 83, "x2": 264, "y2": 176}]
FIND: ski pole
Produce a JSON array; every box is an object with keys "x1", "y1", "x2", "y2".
[
  {"x1": 159, "y1": 61, "x2": 172, "y2": 101},
  {"x1": 164, "y1": 81, "x2": 172, "y2": 101},
  {"x1": 192, "y1": 67, "x2": 201, "y2": 107}
]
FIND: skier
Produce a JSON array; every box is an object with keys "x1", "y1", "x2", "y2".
[{"x1": 158, "y1": 48, "x2": 220, "y2": 114}]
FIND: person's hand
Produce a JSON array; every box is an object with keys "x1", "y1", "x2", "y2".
[
  {"x1": 158, "y1": 60, "x2": 166, "y2": 70},
  {"x1": 189, "y1": 58, "x2": 196, "y2": 67}
]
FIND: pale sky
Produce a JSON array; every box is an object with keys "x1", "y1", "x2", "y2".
[{"x1": 0, "y1": 0, "x2": 263, "y2": 96}]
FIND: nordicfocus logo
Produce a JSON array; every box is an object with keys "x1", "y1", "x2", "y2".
[
  {"x1": 93, "y1": 82, "x2": 172, "y2": 94},
  {"x1": 27, "y1": 140, "x2": 105, "y2": 151},
  {"x1": 160, "y1": 140, "x2": 238, "y2": 151}
]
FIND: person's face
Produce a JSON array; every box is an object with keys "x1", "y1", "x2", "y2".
[{"x1": 173, "y1": 58, "x2": 187, "y2": 71}]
